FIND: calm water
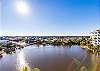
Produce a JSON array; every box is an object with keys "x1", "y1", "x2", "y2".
[{"x1": 0, "y1": 45, "x2": 100, "y2": 71}]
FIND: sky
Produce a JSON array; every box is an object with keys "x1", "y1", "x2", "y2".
[{"x1": 0, "y1": 0, "x2": 100, "y2": 36}]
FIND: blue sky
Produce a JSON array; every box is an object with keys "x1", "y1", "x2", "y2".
[{"x1": 0, "y1": 0, "x2": 100, "y2": 36}]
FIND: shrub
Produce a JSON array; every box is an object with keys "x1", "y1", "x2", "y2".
[{"x1": 32, "y1": 68, "x2": 40, "y2": 71}]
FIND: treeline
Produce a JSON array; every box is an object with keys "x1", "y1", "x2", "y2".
[
  {"x1": 0, "y1": 37, "x2": 100, "y2": 54},
  {"x1": 26, "y1": 38, "x2": 81, "y2": 46},
  {"x1": 50, "y1": 39, "x2": 80, "y2": 46},
  {"x1": 0, "y1": 42, "x2": 23, "y2": 54}
]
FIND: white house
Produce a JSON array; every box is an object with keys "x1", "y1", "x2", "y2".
[{"x1": 0, "y1": 40, "x2": 9, "y2": 44}]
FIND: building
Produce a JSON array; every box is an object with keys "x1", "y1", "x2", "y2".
[
  {"x1": 0, "y1": 40, "x2": 9, "y2": 44},
  {"x1": 90, "y1": 29, "x2": 100, "y2": 46}
]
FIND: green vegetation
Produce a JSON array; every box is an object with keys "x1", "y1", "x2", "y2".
[
  {"x1": 1, "y1": 36, "x2": 100, "y2": 54},
  {"x1": 22, "y1": 66, "x2": 40, "y2": 71},
  {"x1": 22, "y1": 66, "x2": 28, "y2": 71},
  {"x1": 50, "y1": 39, "x2": 80, "y2": 46},
  {"x1": 80, "y1": 38, "x2": 100, "y2": 53},
  {"x1": 3, "y1": 42, "x2": 16, "y2": 54},
  {"x1": 0, "y1": 43, "x2": 2, "y2": 48},
  {"x1": 32, "y1": 68, "x2": 40, "y2": 71}
]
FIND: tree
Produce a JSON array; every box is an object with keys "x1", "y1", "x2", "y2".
[
  {"x1": 21, "y1": 67, "x2": 40, "y2": 71},
  {"x1": 32, "y1": 68, "x2": 40, "y2": 71},
  {"x1": 96, "y1": 45, "x2": 100, "y2": 50},
  {"x1": 22, "y1": 66, "x2": 28, "y2": 71},
  {"x1": 0, "y1": 43, "x2": 2, "y2": 48}
]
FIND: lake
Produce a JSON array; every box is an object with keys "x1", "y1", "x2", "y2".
[{"x1": 0, "y1": 45, "x2": 100, "y2": 71}]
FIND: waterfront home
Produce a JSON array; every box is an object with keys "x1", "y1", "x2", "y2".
[
  {"x1": 90, "y1": 29, "x2": 100, "y2": 46},
  {"x1": 0, "y1": 40, "x2": 9, "y2": 46}
]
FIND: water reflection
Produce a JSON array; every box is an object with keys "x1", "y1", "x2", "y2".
[
  {"x1": 16, "y1": 50, "x2": 30, "y2": 71},
  {"x1": 90, "y1": 54, "x2": 100, "y2": 71},
  {"x1": 0, "y1": 45, "x2": 99, "y2": 71}
]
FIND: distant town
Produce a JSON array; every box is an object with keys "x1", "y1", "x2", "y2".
[{"x1": 0, "y1": 29, "x2": 100, "y2": 56}]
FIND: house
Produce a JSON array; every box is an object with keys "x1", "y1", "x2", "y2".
[{"x1": 0, "y1": 40, "x2": 9, "y2": 45}]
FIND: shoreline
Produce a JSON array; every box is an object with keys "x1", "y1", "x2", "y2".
[
  {"x1": 80, "y1": 45, "x2": 100, "y2": 54},
  {"x1": 0, "y1": 44, "x2": 100, "y2": 57}
]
